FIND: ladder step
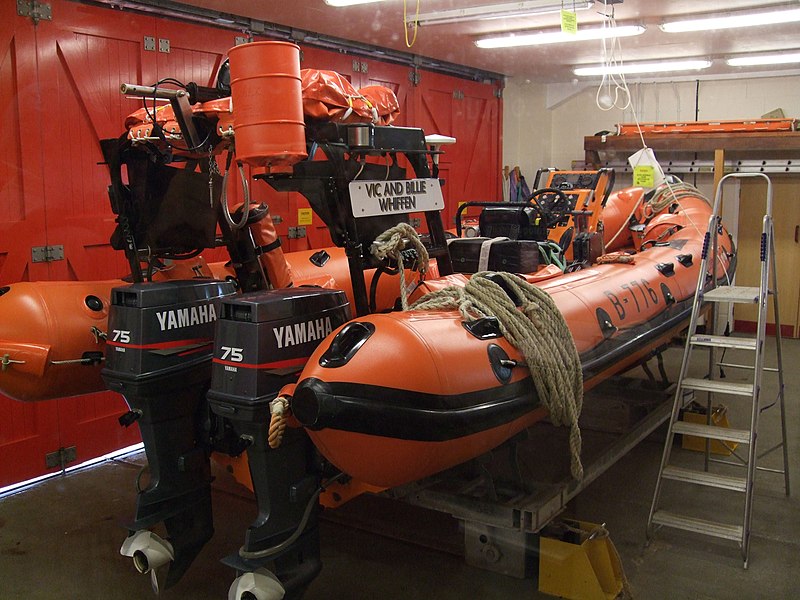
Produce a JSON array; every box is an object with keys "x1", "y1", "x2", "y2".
[
  {"x1": 691, "y1": 335, "x2": 757, "y2": 350},
  {"x1": 673, "y1": 420, "x2": 752, "y2": 444},
  {"x1": 661, "y1": 466, "x2": 747, "y2": 492},
  {"x1": 703, "y1": 286, "x2": 761, "y2": 304},
  {"x1": 717, "y1": 362, "x2": 779, "y2": 373},
  {"x1": 651, "y1": 511, "x2": 743, "y2": 542},
  {"x1": 681, "y1": 377, "x2": 754, "y2": 397}
]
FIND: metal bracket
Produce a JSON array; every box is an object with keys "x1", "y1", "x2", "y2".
[
  {"x1": 143, "y1": 36, "x2": 156, "y2": 52},
  {"x1": 234, "y1": 35, "x2": 249, "y2": 46},
  {"x1": 158, "y1": 38, "x2": 170, "y2": 53},
  {"x1": 288, "y1": 226, "x2": 307, "y2": 239},
  {"x1": 453, "y1": 90, "x2": 465, "y2": 100},
  {"x1": 408, "y1": 68, "x2": 421, "y2": 86},
  {"x1": 493, "y1": 87, "x2": 503, "y2": 99},
  {"x1": 45, "y1": 446, "x2": 77, "y2": 471},
  {"x1": 31, "y1": 244, "x2": 64, "y2": 263},
  {"x1": 17, "y1": 0, "x2": 51, "y2": 23},
  {"x1": 1, "y1": 353, "x2": 26, "y2": 372}
]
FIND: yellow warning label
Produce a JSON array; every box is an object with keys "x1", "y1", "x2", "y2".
[
  {"x1": 297, "y1": 208, "x2": 313, "y2": 226},
  {"x1": 561, "y1": 10, "x2": 578, "y2": 34},
  {"x1": 633, "y1": 165, "x2": 656, "y2": 188}
]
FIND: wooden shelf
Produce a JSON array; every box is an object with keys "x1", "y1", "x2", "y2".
[{"x1": 585, "y1": 131, "x2": 800, "y2": 164}]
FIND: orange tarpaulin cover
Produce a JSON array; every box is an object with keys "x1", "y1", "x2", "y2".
[{"x1": 124, "y1": 70, "x2": 400, "y2": 140}]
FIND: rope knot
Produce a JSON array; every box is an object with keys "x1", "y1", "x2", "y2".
[{"x1": 370, "y1": 222, "x2": 429, "y2": 310}]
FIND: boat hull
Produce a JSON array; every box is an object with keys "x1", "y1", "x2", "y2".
[{"x1": 291, "y1": 193, "x2": 734, "y2": 487}]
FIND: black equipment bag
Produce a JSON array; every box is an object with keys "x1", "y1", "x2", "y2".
[{"x1": 449, "y1": 238, "x2": 540, "y2": 274}]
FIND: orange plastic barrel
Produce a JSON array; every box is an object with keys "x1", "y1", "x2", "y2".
[{"x1": 228, "y1": 41, "x2": 307, "y2": 172}]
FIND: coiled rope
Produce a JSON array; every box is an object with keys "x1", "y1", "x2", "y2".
[
  {"x1": 370, "y1": 222, "x2": 429, "y2": 310},
  {"x1": 410, "y1": 272, "x2": 584, "y2": 480},
  {"x1": 642, "y1": 180, "x2": 707, "y2": 220}
]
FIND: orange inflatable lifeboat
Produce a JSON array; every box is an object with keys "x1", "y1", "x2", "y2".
[{"x1": 286, "y1": 183, "x2": 735, "y2": 488}]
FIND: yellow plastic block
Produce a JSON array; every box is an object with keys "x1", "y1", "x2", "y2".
[{"x1": 539, "y1": 520, "x2": 625, "y2": 600}]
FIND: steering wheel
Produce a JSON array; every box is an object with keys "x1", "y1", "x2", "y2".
[{"x1": 527, "y1": 187, "x2": 572, "y2": 228}]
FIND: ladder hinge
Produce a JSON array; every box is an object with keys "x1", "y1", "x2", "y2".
[
  {"x1": 17, "y1": 0, "x2": 51, "y2": 23},
  {"x1": 31, "y1": 244, "x2": 64, "y2": 263},
  {"x1": 45, "y1": 446, "x2": 77, "y2": 470}
]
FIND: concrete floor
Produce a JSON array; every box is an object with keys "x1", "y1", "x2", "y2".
[{"x1": 1, "y1": 338, "x2": 797, "y2": 599}]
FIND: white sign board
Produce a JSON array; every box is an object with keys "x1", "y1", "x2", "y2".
[{"x1": 349, "y1": 178, "x2": 444, "y2": 218}]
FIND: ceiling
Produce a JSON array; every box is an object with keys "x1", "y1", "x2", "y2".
[{"x1": 175, "y1": 0, "x2": 800, "y2": 83}]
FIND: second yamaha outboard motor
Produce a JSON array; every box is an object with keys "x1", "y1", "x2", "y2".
[
  {"x1": 103, "y1": 279, "x2": 236, "y2": 591},
  {"x1": 208, "y1": 287, "x2": 350, "y2": 599}
]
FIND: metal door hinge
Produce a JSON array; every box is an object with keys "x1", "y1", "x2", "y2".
[
  {"x1": 353, "y1": 60, "x2": 368, "y2": 74},
  {"x1": 17, "y1": 0, "x2": 51, "y2": 23},
  {"x1": 45, "y1": 446, "x2": 77, "y2": 470},
  {"x1": 453, "y1": 90, "x2": 465, "y2": 100},
  {"x1": 159, "y1": 38, "x2": 170, "y2": 53},
  {"x1": 31, "y1": 244, "x2": 64, "y2": 263},
  {"x1": 234, "y1": 35, "x2": 249, "y2": 46},
  {"x1": 409, "y1": 68, "x2": 421, "y2": 86},
  {"x1": 494, "y1": 87, "x2": 503, "y2": 99},
  {"x1": 144, "y1": 36, "x2": 156, "y2": 52},
  {"x1": 288, "y1": 226, "x2": 307, "y2": 239}
]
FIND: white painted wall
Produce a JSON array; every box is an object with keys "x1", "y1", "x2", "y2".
[{"x1": 502, "y1": 79, "x2": 552, "y2": 188}]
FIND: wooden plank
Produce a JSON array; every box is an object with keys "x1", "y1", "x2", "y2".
[{"x1": 584, "y1": 131, "x2": 800, "y2": 154}]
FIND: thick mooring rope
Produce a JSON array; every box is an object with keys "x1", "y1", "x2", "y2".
[
  {"x1": 411, "y1": 272, "x2": 584, "y2": 479},
  {"x1": 370, "y1": 222, "x2": 430, "y2": 310}
]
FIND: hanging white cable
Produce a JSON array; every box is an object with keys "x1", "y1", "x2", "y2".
[{"x1": 594, "y1": 1, "x2": 632, "y2": 112}]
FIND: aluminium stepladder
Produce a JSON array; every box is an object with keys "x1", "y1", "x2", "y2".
[{"x1": 646, "y1": 172, "x2": 790, "y2": 568}]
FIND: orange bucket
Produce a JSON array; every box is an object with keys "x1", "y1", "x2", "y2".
[{"x1": 228, "y1": 41, "x2": 307, "y2": 171}]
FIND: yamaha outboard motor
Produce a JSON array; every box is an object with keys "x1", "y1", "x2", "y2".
[
  {"x1": 207, "y1": 287, "x2": 350, "y2": 599},
  {"x1": 102, "y1": 279, "x2": 236, "y2": 590}
]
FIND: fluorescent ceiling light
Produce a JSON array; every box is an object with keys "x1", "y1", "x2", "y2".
[
  {"x1": 410, "y1": 1, "x2": 592, "y2": 27},
  {"x1": 726, "y1": 52, "x2": 800, "y2": 66},
  {"x1": 324, "y1": 0, "x2": 388, "y2": 6},
  {"x1": 574, "y1": 60, "x2": 712, "y2": 76},
  {"x1": 476, "y1": 24, "x2": 645, "y2": 49},
  {"x1": 660, "y1": 7, "x2": 800, "y2": 33}
]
